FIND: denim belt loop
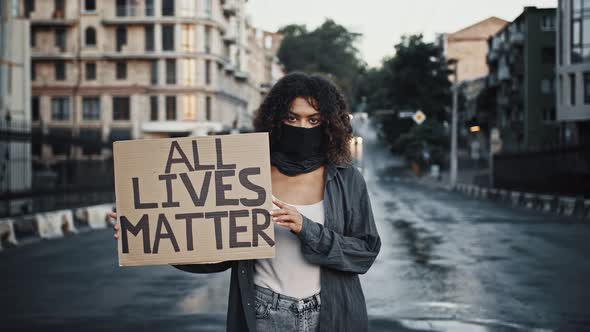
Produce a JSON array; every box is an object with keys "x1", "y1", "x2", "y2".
[
  {"x1": 314, "y1": 293, "x2": 321, "y2": 307},
  {"x1": 272, "y1": 290, "x2": 280, "y2": 310}
]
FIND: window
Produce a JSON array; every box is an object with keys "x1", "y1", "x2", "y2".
[
  {"x1": 166, "y1": 59, "x2": 176, "y2": 84},
  {"x1": 540, "y1": 14, "x2": 555, "y2": 31},
  {"x1": 150, "y1": 96, "x2": 158, "y2": 121},
  {"x1": 55, "y1": 61, "x2": 66, "y2": 80},
  {"x1": 24, "y1": 0, "x2": 35, "y2": 18},
  {"x1": 183, "y1": 95, "x2": 196, "y2": 120},
  {"x1": 113, "y1": 96, "x2": 130, "y2": 120},
  {"x1": 570, "y1": 73, "x2": 577, "y2": 105},
  {"x1": 265, "y1": 35, "x2": 273, "y2": 49},
  {"x1": 162, "y1": 25, "x2": 175, "y2": 51},
  {"x1": 584, "y1": 72, "x2": 590, "y2": 104},
  {"x1": 205, "y1": 60, "x2": 211, "y2": 85},
  {"x1": 84, "y1": 0, "x2": 96, "y2": 12},
  {"x1": 541, "y1": 47, "x2": 555, "y2": 64},
  {"x1": 80, "y1": 129, "x2": 102, "y2": 155},
  {"x1": 51, "y1": 97, "x2": 70, "y2": 121},
  {"x1": 179, "y1": 0, "x2": 195, "y2": 17},
  {"x1": 116, "y1": 26, "x2": 127, "y2": 52},
  {"x1": 571, "y1": 0, "x2": 590, "y2": 63},
  {"x1": 146, "y1": 0, "x2": 154, "y2": 16},
  {"x1": 204, "y1": 0, "x2": 212, "y2": 17},
  {"x1": 85, "y1": 27, "x2": 97, "y2": 46},
  {"x1": 82, "y1": 97, "x2": 101, "y2": 120},
  {"x1": 206, "y1": 96, "x2": 211, "y2": 121},
  {"x1": 541, "y1": 79, "x2": 552, "y2": 94},
  {"x1": 32, "y1": 97, "x2": 40, "y2": 121},
  {"x1": 560, "y1": 75, "x2": 564, "y2": 105},
  {"x1": 205, "y1": 27, "x2": 211, "y2": 53},
  {"x1": 181, "y1": 24, "x2": 195, "y2": 52},
  {"x1": 31, "y1": 61, "x2": 36, "y2": 81},
  {"x1": 30, "y1": 28, "x2": 36, "y2": 47},
  {"x1": 55, "y1": 28, "x2": 66, "y2": 52},
  {"x1": 150, "y1": 60, "x2": 158, "y2": 85},
  {"x1": 166, "y1": 96, "x2": 176, "y2": 120},
  {"x1": 182, "y1": 59, "x2": 195, "y2": 85},
  {"x1": 86, "y1": 62, "x2": 96, "y2": 80},
  {"x1": 55, "y1": 0, "x2": 65, "y2": 14},
  {"x1": 145, "y1": 25, "x2": 155, "y2": 52},
  {"x1": 162, "y1": 0, "x2": 175, "y2": 16},
  {"x1": 116, "y1": 61, "x2": 127, "y2": 80}
]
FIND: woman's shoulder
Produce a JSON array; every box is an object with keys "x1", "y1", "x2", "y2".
[{"x1": 331, "y1": 163, "x2": 367, "y2": 189}]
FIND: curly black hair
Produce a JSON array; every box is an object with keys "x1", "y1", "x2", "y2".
[{"x1": 253, "y1": 71, "x2": 353, "y2": 166}]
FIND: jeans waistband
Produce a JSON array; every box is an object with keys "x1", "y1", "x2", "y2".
[{"x1": 254, "y1": 284, "x2": 321, "y2": 313}]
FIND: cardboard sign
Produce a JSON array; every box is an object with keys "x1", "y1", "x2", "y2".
[{"x1": 113, "y1": 132, "x2": 275, "y2": 267}]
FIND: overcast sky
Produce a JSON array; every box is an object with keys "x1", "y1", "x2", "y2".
[{"x1": 246, "y1": 0, "x2": 558, "y2": 68}]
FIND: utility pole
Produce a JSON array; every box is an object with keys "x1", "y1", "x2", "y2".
[{"x1": 448, "y1": 59, "x2": 459, "y2": 188}]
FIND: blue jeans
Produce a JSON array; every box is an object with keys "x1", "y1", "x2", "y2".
[{"x1": 253, "y1": 284, "x2": 321, "y2": 332}]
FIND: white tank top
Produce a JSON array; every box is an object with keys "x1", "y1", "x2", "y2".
[{"x1": 253, "y1": 194, "x2": 325, "y2": 299}]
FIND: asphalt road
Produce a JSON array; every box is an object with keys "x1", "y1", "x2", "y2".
[{"x1": 1, "y1": 133, "x2": 589, "y2": 331}]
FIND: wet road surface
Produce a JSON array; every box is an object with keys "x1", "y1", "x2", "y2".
[{"x1": 1, "y1": 132, "x2": 589, "y2": 331}]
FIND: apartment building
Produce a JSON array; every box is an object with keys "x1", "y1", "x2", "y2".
[
  {"x1": 26, "y1": 0, "x2": 281, "y2": 163},
  {"x1": 1, "y1": 1, "x2": 32, "y2": 215},
  {"x1": 486, "y1": 7, "x2": 558, "y2": 152},
  {"x1": 442, "y1": 16, "x2": 508, "y2": 82},
  {"x1": 556, "y1": 0, "x2": 590, "y2": 144}
]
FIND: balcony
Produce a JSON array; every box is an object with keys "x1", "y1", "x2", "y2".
[
  {"x1": 510, "y1": 31, "x2": 524, "y2": 44},
  {"x1": 487, "y1": 73, "x2": 499, "y2": 87},
  {"x1": 223, "y1": 2, "x2": 238, "y2": 16},
  {"x1": 234, "y1": 70, "x2": 248, "y2": 81},
  {"x1": 30, "y1": 15, "x2": 76, "y2": 27},
  {"x1": 102, "y1": 5, "x2": 154, "y2": 25},
  {"x1": 487, "y1": 50, "x2": 498, "y2": 64},
  {"x1": 223, "y1": 33, "x2": 237, "y2": 44}
]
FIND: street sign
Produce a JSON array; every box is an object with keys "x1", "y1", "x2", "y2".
[
  {"x1": 413, "y1": 110, "x2": 426, "y2": 125},
  {"x1": 399, "y1": 111, "x2": 414, "y2": 118}
]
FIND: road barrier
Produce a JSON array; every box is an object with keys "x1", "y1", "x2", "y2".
[
  {"x1": 34, "y1": 209, "x2": 78, "y2": 239},
  {"x1": 0, "y1": 203, "x2": 116, "y2": 251},
  {"x1": 75, "y1": 204, "x2": 115, "y2": 229},
  {"x1": 0, "y1": 218, "x2": 18, "y2": 250},
  {"x1": 451, "y1": 184, "x2": 589, "y2": 221}
]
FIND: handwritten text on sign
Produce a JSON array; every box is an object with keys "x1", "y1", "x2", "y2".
[{"x1": 113, "y1": 133, "x2": 275, "y2": 267}]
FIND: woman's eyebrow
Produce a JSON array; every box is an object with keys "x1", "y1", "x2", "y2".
[{"x1": 288, "y1": 111, "x2": 320, "y2": 117}]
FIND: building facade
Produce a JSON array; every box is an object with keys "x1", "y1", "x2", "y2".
[
  {"x1": 1, "y1": 0, "x2": 32, "y2": 215},
  {"x1": 443, "y1": 17, "x2": 508, "y2": 83},
  {"x1": 26, "y1": 0, "x2": 281, "y2": 164},
  {"x1": 486, "y1": 7, "x2": 558, "y2": 152},
  {"x1": 556, "y1": 0, "x2": 590, "y2": 144}
]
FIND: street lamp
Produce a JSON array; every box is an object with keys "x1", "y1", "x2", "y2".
[{"x1": 447, "y1": 58, "x2": 459, "y2": 188}]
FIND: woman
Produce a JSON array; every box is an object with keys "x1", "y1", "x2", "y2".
[{"x1": 111, "y1": 72, "x2": 381, "y2": 332}]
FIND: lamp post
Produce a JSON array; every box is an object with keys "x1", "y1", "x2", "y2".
[{"x1": 447, "y1": 58, "x2": 459, "y2": 188}]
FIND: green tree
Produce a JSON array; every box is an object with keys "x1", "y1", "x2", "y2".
[
  {"x1": 356, "y1": 34, "x2": 452, "y2": 163},
  {"x1": 277, "y1": 19, "x2": 364, "y2": 106}
]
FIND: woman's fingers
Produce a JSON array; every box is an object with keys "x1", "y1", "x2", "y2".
[
  {"x1": 272, "y1": 199, "x2": 296, "y2": 211},
  {"x1": 270, "y1": 208, "x2": 291, "y2": 216}
]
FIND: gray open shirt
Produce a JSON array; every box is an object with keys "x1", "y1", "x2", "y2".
[{"x1": 172, "y1": 162, "x2": 382, "y2": 332}]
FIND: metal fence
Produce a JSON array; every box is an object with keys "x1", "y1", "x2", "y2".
[
  {"x1": 493, "y1": 144, "x2": 590, "y2": 198},
  {"x1": 0, "y1": 118, "x2": 115, "y2": 218}
]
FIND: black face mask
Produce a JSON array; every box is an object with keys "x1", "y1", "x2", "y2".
[{"x1": 270, "y1": 124, "x2": 326, "y2": 176}]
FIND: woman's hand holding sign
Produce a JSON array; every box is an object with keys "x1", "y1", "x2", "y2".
[
  {"x1": 109, "y1": 212, "x2": 119, "y2": 239},
  {"x1": 271, "y1": 199, "x2": 303, "y2": 234}
]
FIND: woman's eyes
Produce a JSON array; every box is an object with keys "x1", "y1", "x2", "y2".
[{"x1": 285, "y1": 116, "x2": 320, "y2": 124}]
